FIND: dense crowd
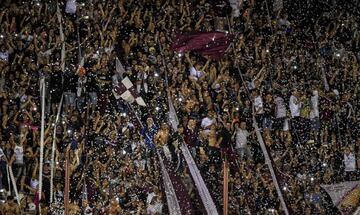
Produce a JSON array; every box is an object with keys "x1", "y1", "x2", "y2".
[{"x1": 0, "y1": 0, "x2": 359, "y2": 214}]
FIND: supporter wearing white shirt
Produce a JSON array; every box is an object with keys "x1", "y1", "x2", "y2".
[
  {"x1": 14, "y1": 145, "x2": 24, "y2": 165},
  {"x1": 309, "y1": 89, "x2": 321, "y2": 136},
  {"x1": 189, "y1": 66, "x2": 204, "y2": 80},
  {"x1": 65, "y1": 0, "x2": 77, "y2": 14},
  {"x1": 252, "y1": 90, "x2": 264, "y2": 114},
  {"x1": 201, "y1": 117, "x2": 214, "y2": 129},
  {"x1": 146, "y1": 187, "x2": 160, "y2": 205},
  {"x1": 274, "y1": 94, "x2": 287, "y2": 119},
  {"x1": 254, "y1": 95, "x2": 264, "y2": 115},
  {"x1": 0, "y1": 51, "x2": 9, "y2": 61},
  {"x1": 0, "y1": 44, "x2": 13, "y2": 62},
  {"x1": 310, "y1": 90, "x2": 319, "y2": 119},
  {"x1": 147, "y1": 196, "x2": 163, "y2": 215},
  {"x1": 252, "y1": 90, "x2": 265, "y2": 128},
  {"x1": 233, "y1": 122, "x2": 251, "y2": 159},
  {"x1": 289, "y1": 89, "x2": 302, "y2": 144},
  {"x1": 185, "y1": 53, "x2": 210, "y2": 81},
  {"x1": 343, "y1": 148, "x2": 356, "y2": 172},
  {"x1": 146, "y1": 192, "x2": 156, "y2": 205},
  {"x1": 273, "y1": 93, "x2": 288, "y2": 134},
  {"x1": 289, "y1": 91, "x2": 301, "y2": 118},
  {"x1": 201, "y1": 111, "x2": 216, "y2": 134}
]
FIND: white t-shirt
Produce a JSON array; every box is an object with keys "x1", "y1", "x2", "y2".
[
  {"x1": 30, "y1": 178, "x2": 39, "y2": 189},
  {"x1": 201, "y1": 117, "x2": 214, "y2": 129},
  {"x1": 278, "y1": 18, "x2": 290, "y2": 27},
  {"x1": 146, "y1": 192, "x2": 156, "y2": 205},
  {"x1": 14, "y1": 145, "x2": 24, "y2": 164},
  {"x1": 235, "y1": 129, "x2": 249, "y2": 149},
  {"x1": 147, "y1": 202, "x2": 163, "y2": 215},
  {"x1": 344, "y1": 153, "x2": 356, "y2": 172},
  {"x1": 0, "y1": 51, "x2": 9, "y2": 61},
  {"x1": 0, "y1": 148, "x2": 4, "y2": 158},
  {"x1": 229, "y1": 0, "x2": 241, "y2": 17},
  {"x1": 254, "y1": 96, "x2": 264, "y2": 115},
  {"x1": 289, "y1": 95, "x2": 301, "y2": 118},
  {"x1": 274, "y1": 96, "x2": 287, "y2": 118},
  {"x1": 310, "y1": 90, "x2": 319, "y2": 119},
  {"x1": 65, "y1": 0, "x2": 77, "y2": 14},
  {"x1": 189, "y1": 67, "x2": 203, "y2": 80},
  {"x1": 296, "y1": 173, "x2": 307, "y2": 181}
]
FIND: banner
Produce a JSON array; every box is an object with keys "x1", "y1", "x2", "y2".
[
  {"x1": 57, "y1": 4, "x2": 66, "y2": 73},
  {"x1": 156, "y1": 151, "x2": 182, "y2": 215},
  {"x1": 321, "y1": 181, "x2": 360, "y2": 214},
  {"x1": 115, "y1": 57, "x2": 126, "y2": 80},
  {"x1": 168, "y1": 96, "x2": 179, "y2": 131},
  {"x1": 180, "y1": 143, "x2": 219, "y2": 215},
  {"x1": 172, "y1": 31, "x2": 233, "y2": 60}
]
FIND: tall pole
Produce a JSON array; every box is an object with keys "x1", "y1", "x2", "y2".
[
  {"x1": 264, "y1": 0, "x2": 274, "y2": 34},
  {"x1": 226, "y1": 13, "x2": 289, "y2": 214},
  {"x1": 64, "y1": 148, "x2": 70, "y2": 215},
  {"x1": 38, "y1": 78, "x2": 46, "y2": 215},
  {"x1": 50, "y1": 95, "x2": 64, "y2": 204},
  {"x1": 126, "y1": 103, "x2": 181, "y2": 215},
  {"x1": 223, "y1": 157, "x2": 229, "y2": 215}
]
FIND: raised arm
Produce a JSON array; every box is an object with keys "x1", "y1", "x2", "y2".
[{"x1": 185, "y1": 53, "x2": 194, "y2": 68}]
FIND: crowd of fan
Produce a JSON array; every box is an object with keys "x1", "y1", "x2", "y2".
[{"x1": 0, "y1": 0, "x2": 359, "y2": 214}]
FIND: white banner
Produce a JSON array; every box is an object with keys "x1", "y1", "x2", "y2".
[
  {"x1": 50, "y1": 94, "x2": 64, "y2": 204},
  {"x1": 115, "y1": 57, "x2": 126, "y2": 80},
  {"x1": 180, "y1": 144, "x2": 219, "y2": 215},
  {"x1": 8, "y1": 166, "x2": 20, "y2": 205},
  {"x1": 156, "y1": 151, "x2": 182, "y2": 215},
  {"x1": 321, "y1": 181, "x2": 359, "y2": 212},
  {"x1": 168, "y1": 96, "x2": 179, "y2": 131},
  {"x1": 57, "y1": 4, "x2": 66, "y2": 73}
]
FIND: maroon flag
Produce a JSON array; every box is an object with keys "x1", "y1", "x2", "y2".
[{"x1": 172, "y1": 31, "x2": 233, "y2": 60}]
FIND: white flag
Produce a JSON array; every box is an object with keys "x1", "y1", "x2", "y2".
[
  {"x1": 113, "y1": 77, "x2": 146, "y2": 106},
  {"x1": 116, "y1": 57, "x2": 126, "y2": 79},
  {"x1": 168, "y1": 96, "x2": 179, "y2": 131},
  {"x1": 321, "y1": 181, "x2": 359, "y2": 211}
]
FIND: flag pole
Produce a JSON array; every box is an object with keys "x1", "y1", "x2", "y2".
[
  {"x1": 38, "y1": 78, "x2": 46, "y2": 215},
  {"x1": 125, "y1": 103, "x2": 181, "y2": 215},
  {"x1": 8, "y1": 166, "x2": 20, "y2": 205},
  {"x1": 156, "y1": 22, "x2": 219, "y2": 215},
  {"x1": 264, "y1": 0, "x2": 274, "y2": 34},
  {"x1": 50, "y1": 94, "x2": 64, "y2": 204},
  {"x1": 223, "y1": 156, "x2": 229, "y2": 215},
  {"x1": 226, "y1": 15, "x2": 289, "y2": 215},
  {"x1": 252, "y1": 117, "x2": 289, "y2": 215},
  {"x1": 64, "y1": 147, "x2": 70, "y2": 215}
]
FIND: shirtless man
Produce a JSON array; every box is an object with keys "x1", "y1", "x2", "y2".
[
  {"x1": 106, "y1": 197, "x2": 122, "y2": 215},
  {"x1": 154, "y1": 123, "x2": 171, "y2": 160},
  {"x1": 207, "y1": 124, "x2": 221, "y2": 164},
  {"x1": 208, "y1": 124, "x2": 219, "y2": 148}
]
